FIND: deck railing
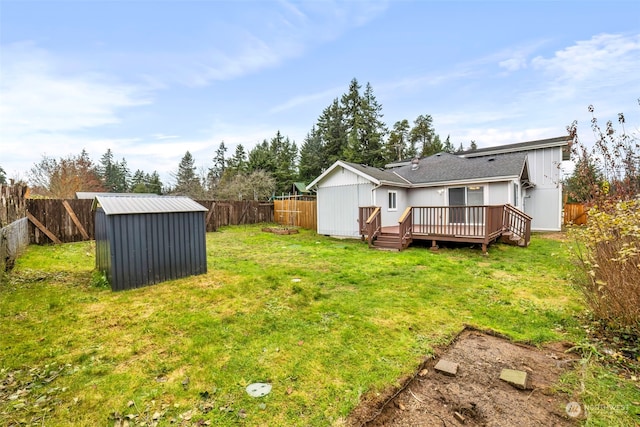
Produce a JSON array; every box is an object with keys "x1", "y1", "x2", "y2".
[
  {"x1": 398, "y1": 207, "x2": 413, "y2": 248},
  {"x1": 359, "y1": 204, "x2": 532, "y2": 251},
  {"x1": 503, "y1": 204, "x2": 532, "y2": 246},
  {"x1": 411, "y1": 205, "x2": 502, "y2": 237},
  {"x1": 364, "y1": 207, "x2": 381, "y2": 248},
  {"x1": 359, "y1": 206, "x2": 378, "y2": 237}
]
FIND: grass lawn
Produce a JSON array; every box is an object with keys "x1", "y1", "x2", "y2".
[{"x1": 0, "y1": 225, "x2": 637, "y2": 426}]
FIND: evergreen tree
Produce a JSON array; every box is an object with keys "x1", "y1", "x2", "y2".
[
  {"x1": 442, "y1": 135, "x2": 455, "y2": 153},
  {"x1": 431, "y1": 134, "x2": 444, "y2": 154},
  {"x1": 227, "y1": 144, "x2": 248, "y2": 176},
  {"x1": 207, "y1": 141, "x2": 227, "y2": 193},
  {"x1": 269, "y1": 131, "x2": 298, "y2": 195},
  {"x1": 173, "y1": 151, "x2": 204, "y2": 197},
  {"x1": 317, "y1": 98, "x2": 347, "y2": 167},
  {"x1": 131, "y1": 169, "x2": 147, "y2": 193},
  {"x1": 410, "y1": 114, "x2": 436, "y2": 157},
  {"x1": 358, "y1": 82, "x2": 387, "y2": 167},
  {"x1": 146, "y1": 171, "x2": 163, "y2": 194},
  {"x1": 98, "y1": 149, "x2": 129, "y2": 192},
  {"x1": 383, "y1": 119, "x2": 410, "y2": 162},
  {"x1": 298, "y1": 126, "x2": 324, "y2": 182},
  {"x1": 0, "y1": 166, "x2": 6, "y2": 185},
  {"x1": 247, "y1": 140, "x2": 274, "y2": 172}
]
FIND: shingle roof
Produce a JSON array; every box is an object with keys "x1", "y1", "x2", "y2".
[
  {"x1": 93, "y1": 195, "x2": 208, "y2": 215},
  {"x1": 392, "y1": 152, "x2": 527, "y2": 184},
  {"x1": 342, "y1": 161, "x2": 409, "y2": 185}
]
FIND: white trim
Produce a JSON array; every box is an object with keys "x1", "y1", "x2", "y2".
[{"x1": 388, "y1": 190, "x2": 398, "y2": 211}]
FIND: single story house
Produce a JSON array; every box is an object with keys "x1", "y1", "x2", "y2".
[{"x1": 306, "y1": 136, "x2": 569, "y2": 247}]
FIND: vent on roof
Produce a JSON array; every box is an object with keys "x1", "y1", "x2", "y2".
[
  {"x1": 487, "y1": 157, "x2": 496, "y2": 162},
  {"x1": 411, "y1": 157, "x2": 419, "y2": 171}
]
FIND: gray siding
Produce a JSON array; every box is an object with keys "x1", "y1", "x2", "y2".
[
  {"x1": 317, "y1": 183, "x2": 372, "y2": 237},
  {"x1": 95, "y1": 208, "x2": 207, "y2": 291}
]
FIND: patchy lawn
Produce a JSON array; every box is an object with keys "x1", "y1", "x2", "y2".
[{"x1": 0, "y1": 226, "x2": 635, "y2": 426}]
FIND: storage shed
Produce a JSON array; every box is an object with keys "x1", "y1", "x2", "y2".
[{"x1": 93, "y1": 195, "x2": 208, "y2": 291}]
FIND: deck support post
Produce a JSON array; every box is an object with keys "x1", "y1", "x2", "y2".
[{"x1": 430, "y1": 240, "x2": 439, "y2": 251}]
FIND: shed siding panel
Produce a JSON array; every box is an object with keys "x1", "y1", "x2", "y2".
[
  {"x1": 317, "y1": 183, "x2": 372, "y2": 237},
  {"x1": 321, "y1": 167, "x2": 374, "y2": 187}
]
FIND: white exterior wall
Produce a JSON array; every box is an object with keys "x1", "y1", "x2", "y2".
[
  {"x1": 524, "y1": 147, "x2": 563, "y2": 231},
  {"x1": 373, "y1": 186, "x2": 409, "y2": 226},
  {"x1": 487, "y1": 182, "x2": 509, "y2": 205},
  {"x1": 316, "y1": 167, "x2": 374, "y2": 237},
  {"x1": 407, "y1": 187, "x2": 445, "y2": 207}
]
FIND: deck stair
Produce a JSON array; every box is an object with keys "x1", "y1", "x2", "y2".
[
  {"x1": 371, "y1": 232, "x2": 404, "y2": 250},
  {"x1": 499, "y1": 231, "x2": 527, "y2": 247}
]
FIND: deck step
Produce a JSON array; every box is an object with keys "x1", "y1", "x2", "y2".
[
  {"x1": 372, "y1": 233, "x2": 403, "y2": 250},
  {"x1": 500, "y1": 231, "x2": 527, "y2": 247},
  {"x1": 371, "y1": 232, "x2": 412, "y2": 250}
]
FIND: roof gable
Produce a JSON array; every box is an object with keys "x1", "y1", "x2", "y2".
[{"x1": 306, "y1": 160, "x2": 408, "y2": 189}]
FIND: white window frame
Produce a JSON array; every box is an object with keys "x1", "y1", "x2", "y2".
[{"x1": 388, "y1": 190, "x2": 397, "y2": 211}]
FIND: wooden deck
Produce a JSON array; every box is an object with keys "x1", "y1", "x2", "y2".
[{"x1": 360, "y1": 205, "x2": 532, "y2": 252}]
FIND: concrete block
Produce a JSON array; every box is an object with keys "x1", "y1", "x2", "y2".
[
  {"x1": 434, "y1": 359, "x2": 459, "y2": 376},
  {"x1": 499, "y1": 368, "x2": 529, "y2": 390}
]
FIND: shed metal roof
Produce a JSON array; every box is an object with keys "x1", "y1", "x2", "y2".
[
  {"x1": 93, "y1": 195, "x2": 208, "y2": 215},
  {"x1": 76, "y1": 191, "x2": 158, "y2": 199}
]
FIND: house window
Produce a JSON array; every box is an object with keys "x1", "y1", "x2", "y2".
[
  {"x1": 513, "y1": 183, "x2": 519, "y2": 207},
  {"x1": 388, "y1": 191, "x2": 397, "y2": 211}
]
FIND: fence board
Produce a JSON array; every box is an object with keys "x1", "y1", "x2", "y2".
[
  {"x1": 1, "y1": 217, "x2": 29, "y2": 274},
  {"x1": 564, "y1": 203, "x2": 588, "y2": 225},
  {"x1": 1, "y1": 184, "x2": 28, "y2": 228},
  {"x1": 274, "y1": 198, "x2": 317, "y2": 230},
  {"x1": 25, "y1": 199, "x2": 274, "y2": 244}
]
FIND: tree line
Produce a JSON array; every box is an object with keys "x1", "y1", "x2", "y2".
[{"x1": 4, "y1": 78, "x2": 478, "y2": 200}]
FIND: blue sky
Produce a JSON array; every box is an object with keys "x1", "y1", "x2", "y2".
[{"x1": 1, "y1": 0, "x2": 639, "y2": 184}]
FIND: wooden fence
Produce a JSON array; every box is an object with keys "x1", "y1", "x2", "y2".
[
  {"x1": 273, "y1": 197, "x2": 317, "y2": 230},
  {"x1": 564, "y1": 203, "x2": 588, "y2": 225},
  {"x1": 1, "y1": 183, "x2": 28, "y2": 228},
  {"x1": 26, "y1": 199, "x2": 275, "y2": 244}
]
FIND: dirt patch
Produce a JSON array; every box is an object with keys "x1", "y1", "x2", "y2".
[
  {"x1": 347, "y1": 328, "x2": 581, "y2": 427},
  {"x1": 261, "y1": 227, "x2": 299, "y2": 235}
]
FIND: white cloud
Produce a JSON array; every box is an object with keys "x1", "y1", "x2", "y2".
[
  {"x1": 0, "y1": 43, "x2": 151, "y2": 134},
  {"x1": 0, "y1": 42, "x2": 152, "y2": 178},
  {"x1": 269, "y1": 86, "x2": 343, "y2": 113},
  {"x1": 499, "y1": 56, "x2": 527, "y2": 72},
  {"x1": 531, "y1": 33, "x2": 640, "y2": 96},
  {"x1": 168, "y1": 1, "x2": 389, "y2": 87}
]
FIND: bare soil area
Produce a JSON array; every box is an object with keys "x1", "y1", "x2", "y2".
[{"x1": 347, "y1": 328, "x2": 581, "y2": 427}]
